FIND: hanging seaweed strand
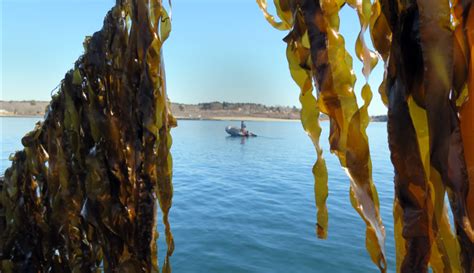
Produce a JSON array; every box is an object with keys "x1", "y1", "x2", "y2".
[
  {"x1": 0, "y1": 0, "x2": 175, "y2": 272},
  {"x1": 1, "y1": 0, "x2": 474, "y2": 272},
  {"x1": 373, "y1": 0, "x2": 474, "y2": 272},
  {"x1": 259, "y1": 0, "x2": 474, "y2": 272},
  {"x1": 257, "y1": 0, "x2": 387, "y2": 271}
]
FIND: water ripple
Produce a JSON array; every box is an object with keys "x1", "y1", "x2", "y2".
[{"x1": 1, "y1": 118, "x2": 396, "y2": 272}]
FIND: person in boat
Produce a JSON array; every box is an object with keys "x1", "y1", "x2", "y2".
[{"x1": 241, "y1": 121, "x2": 248, "y2": 136}]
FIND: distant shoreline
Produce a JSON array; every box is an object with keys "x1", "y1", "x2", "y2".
[
  {"x1": 0, "y1": 114, "x2": 388, "y2": 122},
  {"x1": 0, "y1": 100, "x2": 387, "y2": 122},
  {"x1": 0, "y1": 114, "x2": 46, "y2": 118},
  {"x1": 0, "y1": 114, "x2": 300, "y2": 122},
  {"x1": 176, "y1": 116, "x2": 301, "y2": 122}
]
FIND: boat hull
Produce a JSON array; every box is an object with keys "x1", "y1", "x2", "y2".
[{"x1": 225, "y1": 126, "x2": 257, "y2": 137}]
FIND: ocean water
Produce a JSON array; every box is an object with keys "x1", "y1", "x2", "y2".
[{"x1": 0, "y1": 117, "x2": 396, "y2": 272}]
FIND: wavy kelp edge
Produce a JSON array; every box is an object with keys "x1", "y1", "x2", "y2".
[
  {"x1": 257, "y1": 0, "x2": 386, "y2": 271},
  {"x1": 260, "y1": 0, "x2": 474, "y2": 272}
]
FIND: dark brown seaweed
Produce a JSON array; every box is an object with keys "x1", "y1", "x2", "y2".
[{"x1": 0, "y1": 1, "x2": 175, "y2": 272}]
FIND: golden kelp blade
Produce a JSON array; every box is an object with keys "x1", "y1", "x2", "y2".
[
  {"x1": 417, "y1": 0, "x2": 473, "y2": 271},
  {"x1": 257, "y1": 0, "x2": 386, "y2": 271},
  {"x1": 314, "y1": 1, "x2": 385, "y2": 269},
  {"x1": 285, "y1": 24, "x2": 330, "y2": 239},
  {"x1": 372, "y1": 0, "x2": 463, "y2": 271},
  {"x1": 455, "y1": 0, "x2": 474, "y2": 271},
  {"x1": 369, "y1": 0, "x2": 391, "y2": 106},
  {"x1": 461, "y1": 0, "x2": 474, "y2": 244},
  {"x1": 0, "y1": 1, "x2": 175, "y2": 272},
  {"x1": 408, "y1": 97, "x2": 462, "y2": 273},
  {"x1": 375, "y1": 0, "x2": 474, "y2": 272},
  {"x1": 376, "y1": 1, "x2": 436, "y2": 272},
  {"x1": 256, "y1": 0, "x2": 293, "y2": 30}
]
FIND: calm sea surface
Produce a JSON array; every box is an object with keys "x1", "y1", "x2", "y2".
[{"x1": 0, "y1": 117, "x2": 396, "y2": 272}]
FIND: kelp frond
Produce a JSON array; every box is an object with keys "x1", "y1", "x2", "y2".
[
  {"x1": 0, "y1": 1, "x2": 175, "y2": 272},
  {"x1": 258, "y1": 0, "x2": 474, "y2": 272}
]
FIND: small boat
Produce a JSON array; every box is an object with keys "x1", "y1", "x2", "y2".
[{"x1": 225, "y1": 126, "x2": 257, "y2": 137}]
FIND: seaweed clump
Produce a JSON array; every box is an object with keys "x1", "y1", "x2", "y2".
[
  {"x1": 0, "y1": 0, "x2": 175, "y2": 272},
  {"x1": 258, "y1": 0, "x2": 474, "y2": 272}
]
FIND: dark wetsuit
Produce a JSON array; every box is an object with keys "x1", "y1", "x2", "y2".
[{"x1": 241, "y1": 121, "x2": 247, "y2": 135}]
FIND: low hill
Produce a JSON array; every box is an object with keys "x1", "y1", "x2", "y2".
[
  {"x1": 0, "y1": 100, "x2": 303, "y2": 120},
  {"x1": 0, "y1": 100, "x2": 386, "y2": 121}
]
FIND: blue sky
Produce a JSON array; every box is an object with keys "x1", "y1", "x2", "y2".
[{"x1": 1, "y1": 0, "x2": 387, "y2": 115}]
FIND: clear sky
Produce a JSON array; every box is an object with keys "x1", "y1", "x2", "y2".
[{"x1": 1, "y1": 0, "x2": 387, "y2": 115}]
